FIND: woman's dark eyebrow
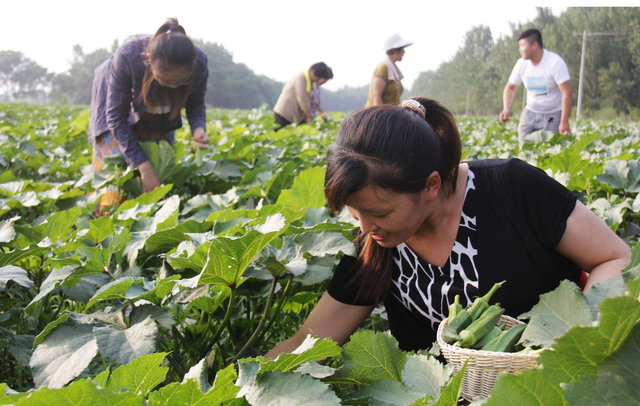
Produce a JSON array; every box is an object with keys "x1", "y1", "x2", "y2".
[{"x1": 358, "y1": 207, "x2": 390, "y2": 214}]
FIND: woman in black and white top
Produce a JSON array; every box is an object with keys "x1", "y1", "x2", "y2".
[{"x1": 266, "y1": 97, "x2": 629, "y2": 355}]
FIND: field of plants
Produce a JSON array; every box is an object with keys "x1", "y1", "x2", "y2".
[{"x1": 1, "y1": 102, "x2": 640, "y2": 405}]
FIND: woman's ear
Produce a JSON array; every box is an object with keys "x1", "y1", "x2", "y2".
[{"x1": 422, "y1": 171, "x2": 441, "y2": 202}]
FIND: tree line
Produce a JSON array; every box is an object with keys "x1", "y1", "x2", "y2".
[
  {"x1": 412, "y1": 7, "x2": 640, "y2": 118},
  {"x1": 1, "y1": 7, "x2": 639, "y2": 115},
  {"x1": 0, "y1": 39, "x2": 369, "y2": 111}
]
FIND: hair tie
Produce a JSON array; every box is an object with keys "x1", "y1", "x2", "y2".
[
  {"x1": 401, "y1": 99, "x2": 426, "y2": 120},
  {"x1": 166, "y1": 29, "x2": 172, "y2": 34}
]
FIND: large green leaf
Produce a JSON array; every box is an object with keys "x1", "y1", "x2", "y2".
[
  {"x1": 484, "y1": 295, "x2": 640, "y2": 406},
  {"x1": 0, "y1": 265, "x2": 35, "y2": 290},
  {"x1": 276, "y1": 167, "x2": 326, "y2": 211},
  {"x1": 148, "y1": 380, "x2": 212, "y2": 406},
  {"x1": 130, "y1": 304, "x2": 175, "y2": 330},
  {"x1": 253, "y1": 336, "x2": 341, "y2": 373},
  {"x1": 346, "y1": 379, "x2": 422, "y2": 406},
  {"x1": 585, "y1": 276, "x2": 625, "y2": 318},
  {"x1": 0, "y1": 246, "x2": 47, "y2": 267},
  {"x1": 258, "y1": 231, "x2": 355, "y2": 279},
  {"x1": 597, "y1": 160, "x2": 640, "y2": 192},
  {"x1": 12, "y1": 379, "x2": 143, "y2": 406},
  {"x1": 0, "y1": 383, "x2": 28, "y2": 405},
  {"x1": 182, "y1": 359, "x2": 211, "y2": 394},
  {"x1": 595, "y1": 321, "x2": 640, "y2": 397},
  {"x1": 0, "y1": 217, "x2": 17, "y2": 243},
  {"x1": 482, "y1": 368, "x2": 565, "y2": 406},
  {"x1": 326, "y1": 331, "x2": 406, "y2": 385},
  {"x1": 29, "y1": 319, "x2": 99, "y2": 388},
  {"x1": 199, "y1": 228, "x2": 286, "y2": 287},
  {"x1": 140, "y1": 140, "x2": 180, "y2": 181},
  {"x1": 428, "y1": 361, "x2": 467, "y2": 406},
  {"x1": 518, "y1": 280, "x2": 593, "y2": 347},
  {"x1": 243, "y1": 371, "x2": 340, "y2": 406},
  {"x1": 104, "y1": 352, "x2": 169, "y2": 396},
  {"x1": 563, "y1": 372, "x2": 640, "y2": 406},
  {"x1": 151, "y1": 364, "x2": 244, "y2": 406},
  {"x1": 84, "y1": 216, "x2": 115, "y2": 244},
  {"x1": 94, "y1": 316, "x2": 158, "y2": 365},
  {"x1": 144, "y1": 220, "x2": 212, "y2": 255},
  {"x1": 402, "y1": 354, "x2": 453, "y2": 401},
  {"x1": 27, "y1": 266, "x2": 79, "y2": 311},
  {"x1": 86, "y1": 276, "x2": 180, "y2": 308},
  {"x1": 151, "y1": 195, "x2": 181, "y2": 232},
  {"x1": 34, "y1": 206, "x2": 82, "y2": 242},
  {"x1": 85, "y1": 277, "x2": 143, "y2": 309},
  {"x1": 117, "y1": 184, "x2": 173, "y2": 212},
  {"x1": 8, "y1": 334, "x2": 34, "y2": 366},
  {"x1": 209, "y1": 364, "x2": 247, "y2": 406},
  {"x1": 62, "y1": 273, "x2": 110, "y2": 303}
]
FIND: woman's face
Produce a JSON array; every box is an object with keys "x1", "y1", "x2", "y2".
[
  {"x1": 390, "y1": 48, "x2": 406, "y2": 62},
  {"x1": 345, "y1": 185, "x2": 428, "y2": 248},
  {"x1": 152, "y1": 66, "x2": 193, "y2": 88}
]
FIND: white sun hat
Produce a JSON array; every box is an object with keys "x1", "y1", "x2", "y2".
[{"x1": 383, "y1": 34, "x2": 413, "y2": 51}]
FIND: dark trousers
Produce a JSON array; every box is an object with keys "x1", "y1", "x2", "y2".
[{"x1": 274, "y1": 112, "x2": 293, "y2": 131}]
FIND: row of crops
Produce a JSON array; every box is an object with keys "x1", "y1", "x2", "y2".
[{"x1": 1, "y1": 102, "x2": 640, "y2": 405}]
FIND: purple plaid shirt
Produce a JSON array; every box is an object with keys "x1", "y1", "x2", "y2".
[{"x1": 88, "y1": 34, "x2": 208, "y2": 168}]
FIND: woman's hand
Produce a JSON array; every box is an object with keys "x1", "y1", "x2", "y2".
[
  {"x1": 192, "y1": 127, "x2": 209, "y2": 149},
  {"x1": 264, "y1": 292, "x2": 375, "y2": 360},
  {"x1": 138, "y1": 161, "x2": 161, "y2": 194}
]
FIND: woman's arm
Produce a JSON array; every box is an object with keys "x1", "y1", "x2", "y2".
[
  {"x1": 317, "y1": 106, "x2": 328, "y2": 122},
  {"x1": 371, "y1": 77, "x2": 386, "y2": 106},
  {"x1": 264, "y1": 292, "x2": 375, "y2": 359},
  {"x1": 105, "y1": 45, "x2": 148, "y2": 170},
  {"x1": 185, "y1": 52, "x2": 208, "y2": 137},
  {"x1": 555, "y1": 200, "x2": 630, "y2": 292}
]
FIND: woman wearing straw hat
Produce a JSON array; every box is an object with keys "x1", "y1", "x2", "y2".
[{"x1": 365, "y1": 34, "x2": 412, "y2": 107}]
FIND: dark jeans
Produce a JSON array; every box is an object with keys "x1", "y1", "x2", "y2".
[{"x1": 274, "y1": 112, "x2": 306, "y2": 131}]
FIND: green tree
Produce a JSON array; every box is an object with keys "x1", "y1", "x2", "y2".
[
  {"x1": 50, "y1": 45, "x2": 111, "y2": 105},
  {"x1": 0, "y1": 50, "x2": 51, "y2": 102}
]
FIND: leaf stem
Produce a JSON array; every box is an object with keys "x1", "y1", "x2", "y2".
[
  {"x1": 258, "y1": 275, "x2": 292, "y2": 344},
  {"x1": 203, "y1": 289, "x2": 236, "y2": 357},
  {"x1": 231, "y1": 277, "x2": 279, "y2": 363}
]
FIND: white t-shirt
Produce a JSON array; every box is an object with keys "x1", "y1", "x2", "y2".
[{"x1": 508, "y1": 50, "x2": 571, "y2": 114}]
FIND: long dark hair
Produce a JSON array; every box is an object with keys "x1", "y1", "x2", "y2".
[
  {"x1": 324, "y1": 97, "x2": 462, "y2": 303},
  {"x1": 141, "y1": 18, "x2": 196, "y2": 120}
]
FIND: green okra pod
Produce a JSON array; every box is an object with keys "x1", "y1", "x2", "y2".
[
  {"x1": 448, "y1": 295, "x2": 462, "y2": 324},
  {"x1": 481, "y1": 323, "x2": 526, "y2": 352},
  {"x1": 442, "y1": 309, "x2": 473, "y2": 344},
  {"x1": 468, "y1": 281, "x2": 505, "y2": 321},
  {"x1": 458, "y1": 305, "x2": 505, "y2": 347}
]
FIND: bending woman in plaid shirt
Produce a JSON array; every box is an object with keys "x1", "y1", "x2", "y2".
[{"x1": 88, "y1": 18, "x2": 209, "y2": 214}]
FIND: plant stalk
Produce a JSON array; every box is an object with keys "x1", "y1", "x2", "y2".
[
  {"x1": 203, "y1": 289, "x2": 236, "y2": 356},
  {"x1": 231, "y1": 277, "x2": 279, "y2": 362}
]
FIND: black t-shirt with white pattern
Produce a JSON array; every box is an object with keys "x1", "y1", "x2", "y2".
[{"x1": 328, "y1": 159, "x2": 580, "y2": 351}]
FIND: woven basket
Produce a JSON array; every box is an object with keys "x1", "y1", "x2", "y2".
[{"x1": 436, "y1": 314, "x2": 539, "y2": 400}]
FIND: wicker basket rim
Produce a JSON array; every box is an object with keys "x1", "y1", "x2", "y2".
[{"x1": 436, "y1": 314, "x2": 540, "y2": 359}]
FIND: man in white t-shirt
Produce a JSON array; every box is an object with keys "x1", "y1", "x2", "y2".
[{"x1": 499, "y1": 28, "x2": 572, "y2": 144}]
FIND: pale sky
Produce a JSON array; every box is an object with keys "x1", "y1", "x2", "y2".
[{"x1": 1, "y1": 1, "x2": 633, "y2": 91}]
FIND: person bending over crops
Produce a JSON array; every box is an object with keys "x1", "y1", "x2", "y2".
[
  {"x1": 273, "y1": 62, "x2": 333, "y2": 130},
  {"x1": 88, "y1": 18, "x2": 209, "y2": 215},
  {"x1": 266, "y1": 98, "x2": 629, "y2": 355}
]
